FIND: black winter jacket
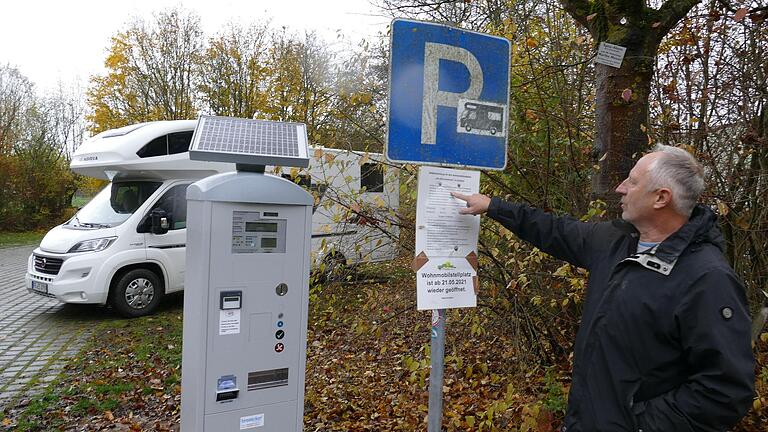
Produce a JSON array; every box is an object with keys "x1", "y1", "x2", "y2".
[{"x1": 487, "y1": 199, "x2": 755, "y2": 432}]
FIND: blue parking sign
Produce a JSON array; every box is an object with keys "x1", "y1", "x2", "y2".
[{"x1": 386, "y1": 19, "x2": 510, "y2": 170}]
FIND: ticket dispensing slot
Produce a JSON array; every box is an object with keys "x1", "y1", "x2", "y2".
[{"x1": 216, "y1": 375, "x2": 239, "y2": 402}]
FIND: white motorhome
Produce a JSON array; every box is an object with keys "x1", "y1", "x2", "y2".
[{"x1": 25, "y1": 120, "x2": 399, "y2": 317}]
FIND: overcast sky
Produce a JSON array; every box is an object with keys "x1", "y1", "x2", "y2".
[{"x1": 0, "y1": 0, "x2": 390, "y2": 92}]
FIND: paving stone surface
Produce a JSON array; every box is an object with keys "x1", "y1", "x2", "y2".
[{"x1": 0, "y1": 245, "x2": 110, "y2": 410}]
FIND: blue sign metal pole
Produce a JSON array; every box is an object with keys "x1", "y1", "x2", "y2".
[
  {"x1": 428, "y1": 309, "x2": 446, "y2": 432},
  {"x1": 387, "y1": 19, "x2": 511, "y2": 432}
]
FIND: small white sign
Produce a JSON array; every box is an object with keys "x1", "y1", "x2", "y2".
[
  {"x1": 595, "y1": 42, "x2": 627, "y2": 68},
  {"x1": 417, "y1": 258, "x2": 476, "y2": 310},
  {"x1": 240, "y1": 413, "x2": 264, "y2": 429},
  {"x1": 219, "y1": 309, "x2": 241, "y2": 335}
]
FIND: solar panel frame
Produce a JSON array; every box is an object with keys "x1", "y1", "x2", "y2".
[{"x1": 189, "y1": 116, "x2": 310, "y2": 168}]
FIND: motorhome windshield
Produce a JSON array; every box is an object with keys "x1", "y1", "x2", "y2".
[{"x1": 70, "y1": 181, "x2": 162, "y2": 228}]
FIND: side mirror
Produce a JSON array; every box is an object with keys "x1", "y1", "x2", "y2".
[{"x1": 150, "y1": 209, "x2": 170, "y2": 235}]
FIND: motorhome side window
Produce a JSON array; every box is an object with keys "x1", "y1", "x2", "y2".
[
  {"x1": 136, "y1": 131, "x2": 194, "y2": 158},
  {"x1": 148, "y1": 184, "x2": 189, "y2": 230},
  {"x1": 360, "y1": 163, "x2": 384, "y2": 192}
]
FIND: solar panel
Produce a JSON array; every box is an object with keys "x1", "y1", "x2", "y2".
[{"x1": 189, "y1": 116, "x2": 309, "y2": 168}]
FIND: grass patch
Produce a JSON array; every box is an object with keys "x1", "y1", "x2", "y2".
[
  {"x1": 4, "y1": 297, "x2": 185, "y2": 431},
  {"x1": 0, "y1": 231, "x2": 45, "y2": 248}
]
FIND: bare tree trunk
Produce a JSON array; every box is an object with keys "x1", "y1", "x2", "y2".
[{"x1": 592, "y1": 57, "x2": 654, "y2": 215}]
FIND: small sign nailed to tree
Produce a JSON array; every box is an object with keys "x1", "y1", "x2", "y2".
[{"x1": 595, "y1": 42, "x2": 627, "y2": 68}]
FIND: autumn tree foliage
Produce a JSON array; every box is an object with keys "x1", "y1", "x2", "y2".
[
  {"x1": 87, "y1": 8, "x2": 204, "y2": 133},
  {"x1": 87, "y1": 11, "x2": 386, "y2": 152},
  {"x1": 0, "y1": 66, "x2": 85, "y2": 231},
  {"x1": 197, "y1": 22, "x2": 272, "y2": 119}
]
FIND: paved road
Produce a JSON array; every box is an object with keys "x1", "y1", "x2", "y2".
[{"x1": 0, "y1": 245, "x2": 109, "y2": 410}]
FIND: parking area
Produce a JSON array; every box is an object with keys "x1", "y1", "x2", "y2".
[{"x1": 0, "y1": 245, "x2": 106, "y2": 410}]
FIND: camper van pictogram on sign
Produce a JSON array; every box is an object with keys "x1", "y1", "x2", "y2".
[{"x1": 456, "y1": 99, "x2": 506, "y2": 137}]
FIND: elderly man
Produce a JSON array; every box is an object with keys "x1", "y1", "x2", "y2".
[{"x1": 452, "y1": 145, "x2": 754, "y2": 431}]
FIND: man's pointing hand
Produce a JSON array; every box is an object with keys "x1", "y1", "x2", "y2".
[{"x1": 451, "y1": 192, "x2": 491, "y2": 215}]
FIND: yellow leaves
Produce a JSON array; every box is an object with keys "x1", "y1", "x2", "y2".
[
  {"x1": 525, "y1": 37, "x2": 538, "y2": 48},
  {"x1": 754, "y1": 397, "x2": 765, "y2": 412},
  {"x1": 716, "y1": 200, "x2": 729, "y2": 217},
  {"x1": 760, "y1": 332, "x2": 768, "y2": 343},
  {"x1": 350, "y1": 92, "x2": 373, "y2": 105},
  {"x1": 524, "y1": 109, "x2": 539, "y2": 121}
]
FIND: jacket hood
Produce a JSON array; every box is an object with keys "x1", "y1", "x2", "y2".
[{"x1": 654, "y1": 204, "x2": 724, "y2": 263}]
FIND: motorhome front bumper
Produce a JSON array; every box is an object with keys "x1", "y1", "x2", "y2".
[{"x1": 25, "y1": 251, "x2": 107, "y2": 304}]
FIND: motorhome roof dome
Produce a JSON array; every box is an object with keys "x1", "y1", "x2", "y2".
[{"x1": 71, "y1": 120, "x2": 232, "y2": 180}]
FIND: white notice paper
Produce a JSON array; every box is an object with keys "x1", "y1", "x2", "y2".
[
  {"x1": 219, "y1": 309, "x2": 241, "y2": 335},
  {"x1": 415, "y1": 166, "x2": 480, "y2": 257},
  {"x1": 417, "y1": 258, "x2": 476, "y2": 310},
  {"x1": 595, "y1": 42, "x2": 627, "y2": 68}
]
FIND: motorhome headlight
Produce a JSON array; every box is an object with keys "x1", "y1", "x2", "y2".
[{"x1": 68, "y1": 237, "x2": 118, "y2": 253}]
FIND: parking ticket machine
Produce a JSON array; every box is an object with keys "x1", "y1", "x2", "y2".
[{"x1": 181, "y1": 116, "x2": 312, "y2": 431}]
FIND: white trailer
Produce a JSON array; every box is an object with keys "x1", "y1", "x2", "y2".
[{"x1": 25, "y1": 120, "x2": 399, "y2": 317}]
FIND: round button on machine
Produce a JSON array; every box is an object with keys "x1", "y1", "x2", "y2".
[
  {"x1": 275, "y1": 343, "x2": 285, "y2": 353},
  {"x1": 277, "y1": 321, "x2": 284, "y2": 328},
  {"x1": 275, "y1": 330, "x2": 285, "y2": 340}
]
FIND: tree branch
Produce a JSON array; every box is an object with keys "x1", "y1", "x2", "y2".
[
  {"x1": 559, "y1": 0, "x2": 595, "y2": 32},
  {"x1": 655, "y1": 0, "x2": 703, "y2": 40}
]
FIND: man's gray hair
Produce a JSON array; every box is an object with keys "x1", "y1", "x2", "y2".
[{"x1": 646, "y1": 144, "x2": 705, "y2": 216}]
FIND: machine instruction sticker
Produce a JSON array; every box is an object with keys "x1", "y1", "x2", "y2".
[
  {"x1": 219, "y1": 309, "x2": 241, "y2": 335},
  {"x1": 239, "y1": 413, "x2": 264, "y2": 429}
]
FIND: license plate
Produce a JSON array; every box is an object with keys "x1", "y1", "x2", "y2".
[{"x1": 31, "y1": 281, "x2": 48, "y2": 294}]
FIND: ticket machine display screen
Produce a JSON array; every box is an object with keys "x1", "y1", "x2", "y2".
[
  {"x1": 245, "y1": 222, "x2": 278, "y2": 233},
  {"x1": 232, "y1": 211, "x2": 287, "y2": 254}
]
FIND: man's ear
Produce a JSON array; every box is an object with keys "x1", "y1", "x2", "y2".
[{"x1": 654, "y1": 188, "x2": 673, "y2": 209}]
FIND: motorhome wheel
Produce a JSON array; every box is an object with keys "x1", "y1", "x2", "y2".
[{"x1": 110, "y1": 268, "x2": 164, "y2": 317}]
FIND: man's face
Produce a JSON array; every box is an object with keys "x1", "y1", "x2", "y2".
[{"x1": 615, "y1": 153, "x2": 661, "y2": 225}]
